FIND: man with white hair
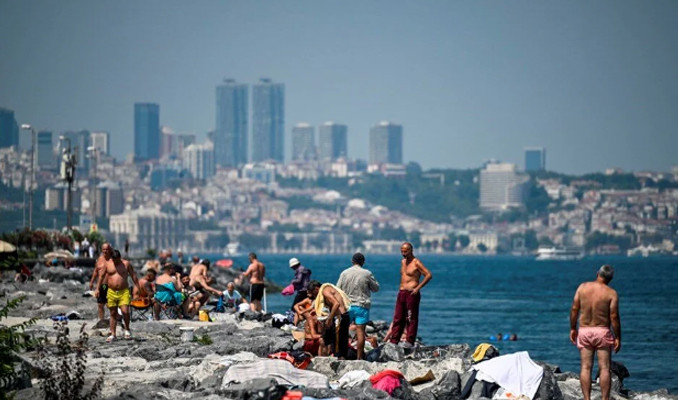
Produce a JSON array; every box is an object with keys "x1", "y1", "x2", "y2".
[{"x1": 570, "y1": 264, "x2": 622, "y2": 400}]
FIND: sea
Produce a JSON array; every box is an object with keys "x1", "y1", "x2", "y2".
[{"x1": 198, "y1": 253, "x2": 678, "y2": 393}]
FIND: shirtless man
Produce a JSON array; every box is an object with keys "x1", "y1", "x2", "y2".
[
  {"x1": 389, "y1": 242, "x2": 433, "y2": 347},
  {"x1": 133, "y1": 269, "x2": 156, "y2": 300},
  {"x1": 95, "y1": 249, "x2": 140, "y2": 342},
  {"x1": 307, "y1": 280, "x2": 351, "y2": 358},
  {"x1": 89, "y1": 243, "x2": 113, "y2": 321},
  {"x1": 570, "y1": 265, "x2": 621, "y2": 400},
  {"x1": 243, "y1": 253, "x2": 266, "y2": 312},
  {"x1": 189, "y1": 259, "x2": 222, "y2": 306}
]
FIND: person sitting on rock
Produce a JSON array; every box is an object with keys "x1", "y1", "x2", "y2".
[
  {"x1": 189, "y1": 259, "x2": 223, "y2": 307},
  {"x1": 222, "y1": 282, "x2": 248, "y2": 312},
  {"x1": 153, "y1": 263, "x2": 185, "y2": 320},
  {"x1": 133, "y1": 268, "x2": 156, "y2": 302}
]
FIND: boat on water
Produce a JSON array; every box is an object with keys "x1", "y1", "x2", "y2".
[
  {"x1": 536, "y1": 246, "x2": 584, "y2": 261},
  {"x1": 223, "y1": 243, "x2": 243, "y2": 257}
]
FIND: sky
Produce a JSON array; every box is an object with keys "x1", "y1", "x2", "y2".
[{"x1": 1, "y1": 1, "x2": 677, "y2": 174}]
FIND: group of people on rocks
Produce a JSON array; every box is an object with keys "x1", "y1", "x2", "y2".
[
  {"x1": 86, "y1": 240, "x2": 621, "y2": 400},
  {"x1": 89, "y1": 245, "x2": 266, "y2": 342},
  {"x1": 289, "y1": 241, "x2": 432, "y2": 361}
]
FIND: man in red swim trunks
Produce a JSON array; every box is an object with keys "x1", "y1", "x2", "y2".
[{"x1": 570, "y1": 264, "x2": 622, "y2": 400}]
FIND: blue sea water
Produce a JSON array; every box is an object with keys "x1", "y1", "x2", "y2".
[{"x1": 202, "y1": 253, "x2": 678, "y2": 393}]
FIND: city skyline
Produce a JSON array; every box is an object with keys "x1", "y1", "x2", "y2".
[{"x1": 1, "y1": 1, "x2": 677, "y2": 173}]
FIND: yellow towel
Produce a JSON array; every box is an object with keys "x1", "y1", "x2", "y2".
[
  {"x1": 313, "y1": 283, "x2": 351, "y2": 318},
  {"x1": 472, "y1": 343, "x2": 495, "y2": 362}
]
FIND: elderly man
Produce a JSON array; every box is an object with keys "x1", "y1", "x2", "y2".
[
  {"x1": 95, "y1": 249, "x2": 140, "y2": 342},
  {"x1": 389, "y1": 242, "x2": 432, "y2": 348},
  {"x1": 89, "y1": 243, "x2": 113, "y2": 322},
  {"x1": 336, "y1": 252, "x2": 380, "y2": 359},
  {"x1": 570, "y1": 265, "x2": 621, "y2": 400}
]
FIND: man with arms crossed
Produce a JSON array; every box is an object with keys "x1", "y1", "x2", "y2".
[
  {"x1": 389, "y1": 242, "x2": 432, "y2": 348},
  {"x1": 336, "y1": 252, "x2": 380, "y2": 359},
  {"x1": 89, "y1": 243, "x2": 113, "y2": 322},
  {"x1": 243, "y1": 253, "x2": 266, "y2": 312},
  {"x1": 95, "y1": 249, "x2": 140, "y2": 342},
  {"x1": 570, "y1": 265, "x2": 621, "y2": 400}
]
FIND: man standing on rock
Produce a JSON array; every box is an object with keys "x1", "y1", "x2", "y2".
[
  {"x1": 389, "y1": 242, "x2": 432, "y2": 348},
  {"x1": 95, "y1": 249, "x2": 141, "y2": 342},
  {"x1": 89, "y1": 243, "x2": 113, "y2": 322},
  {"x1": 243, "y1": 253, "x2": 266, "y2": 312},
  {"x1": 570, "y1": 265, "x2": 621, "y2": 400},
  {"x1": 336, "y1": 252, "x2": 380, "y2": 359}
]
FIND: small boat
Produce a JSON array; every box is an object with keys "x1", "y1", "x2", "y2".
[
  {"x1": 223, "y1": 243, "x2": 242, "y2": 257},
  {"x1": 536, "y1": 246, "x2": 584, "y2": 261}
]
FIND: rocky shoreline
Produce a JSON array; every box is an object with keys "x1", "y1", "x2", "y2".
[{"x1": 1, "y1": 266, "x2": 676, "y2": 400}]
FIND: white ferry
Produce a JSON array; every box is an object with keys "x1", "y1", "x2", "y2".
[
  {"x1": 223, "y1": 243, "x2": 242, "y2": 257},
  {"x1": 536, "y1": 246, "x2": 584, "y2": 261}
]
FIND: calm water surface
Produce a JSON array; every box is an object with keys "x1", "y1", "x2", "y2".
[{"x1": 201, "y1": 253, "x2": 678, "y2": 393}]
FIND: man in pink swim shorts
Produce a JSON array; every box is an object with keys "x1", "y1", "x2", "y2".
[{"x1": 570, "y1": 265, "x2": 622, "y2": 400}]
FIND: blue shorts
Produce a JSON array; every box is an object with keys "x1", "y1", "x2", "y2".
[{"x1": 348, "y1": 305, "x2": 370, "y2": 325}]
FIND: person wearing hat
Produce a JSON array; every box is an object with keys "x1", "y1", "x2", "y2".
[
  {"x1": 288, "y1": 257, "x2": 312, "y2": 309},
  {"x1": 336, "y1": 252, "x2": 380, "y2": 359}
]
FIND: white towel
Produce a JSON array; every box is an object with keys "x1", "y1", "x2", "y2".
[{"x1": 472, "y1": 351, "x2": 543, "y2": 400}]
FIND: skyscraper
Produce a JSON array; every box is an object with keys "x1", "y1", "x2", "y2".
[
  {"x1": 479, "y1": 162, "x2": 528, "y2": 210},
  {"x1": 524, "y1": 147, "x2": 546, "y2": 172},
  {"x1": 0, "y1": 107, "x2": 19, "y2": 149},
  {"x1": 369, "y1": 121, "x2": 403, "y2": 164},
  {"x1": 36, "y1": 131, "x2": 54, "y2": 169},
  {"x1": 183, "y1": 142, "x2": 215, "y2": 180},
  {"x1": 252, "y1": 79, "x2": 284, "y2": 162},
  {"x1": 318, "y1": 122, "x2": 347, "y2": 161},
  {"x1": 90, "y1": 131, "x2": 110, "y2": 155},
  {"x1": 291, "y1": 123, "x2": 315, "y2": 161},
  {"x1": 215, "y1": 80, "x2": 248, "y2": 167},
  {"x1": 134, "y1": 103, "x2": 160, "y2": 160}
]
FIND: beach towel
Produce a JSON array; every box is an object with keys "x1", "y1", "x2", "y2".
[
  {"x1": 313, "y1": 283, "x2": 351, "y2": 318},
  {"x1": 222, "y1": 359, "x2": 329, "y2": 389},
  {"x1": 337, "y1": 370, "x2": 371, "y2": 389},
  {"x1": 268, "y1": 350, "x2": 313, "y2": 370},
  {"x1": 472, "y1": 351, "x2": 543, "y2": 400}
]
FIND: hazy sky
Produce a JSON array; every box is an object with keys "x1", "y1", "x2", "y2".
[{"x1": 1, "y1": 1, "x2": 677, "y2": 174}]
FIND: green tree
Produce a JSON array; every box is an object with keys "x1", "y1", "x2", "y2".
[
  {"x1": 408, "y1": 231, "x2": 422, "y2": 248},
  {"x1": 477, "y1": 243, "x2": 488, "y2": 253},
  {"x1": 447, "y1": 233, "x2": 458, "y2": 251},
  {"x1": 0, "y1": 296, "x2": 39, "y2": 397},
  {"x1": 458, "y1": 235, "x2": 470, "y2": 248}
]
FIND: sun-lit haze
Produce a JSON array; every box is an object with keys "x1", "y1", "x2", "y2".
[{"x1": 1, "y1": 1, "x2": 677, "y2": 173}]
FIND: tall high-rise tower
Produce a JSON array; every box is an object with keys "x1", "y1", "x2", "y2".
[
  {"x1": 369, "y1": 121, "x2": 402, "y2": 164},
  {"x1": 252, "y1": 79, "x2": 284, "y2": 162},
  {"x1": 0, "y1": 107, "x2": 19, "y2": 149},
  {"x1": 36, "y1": 131, "x2": 54, "y2": 169},
  {"x1": 318, "y1": 122, "x2": 347, "y2": 161},
  {"x1": 291, "y1": 123, "x2": 315, "y2": 161},
  {"x1": 215, "y1": 80, "x2": 248, "y2": 167},
  {"x1": 524, "y1": 147, "x2": 546, "y2": 172},
  {"x1": 134, "y1": 103, "x2": 160, "y2": 160},
  {"x1": 90, "y1": 132, "x2": 110, "y2": 155}
]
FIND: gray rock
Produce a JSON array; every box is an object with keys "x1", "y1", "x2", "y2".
[
  {"x1": 420, "y1": 370, "x2": 461, "y2": 400},
  {"x1": 42, "y1": 267, "x2": 88, "y2": 283},
  {"x1": 381, "y1": 342, "x2": 405, "y2": 362},
  {"x1": 534, "y1": 365, "x2": 564, "y2": 400}
]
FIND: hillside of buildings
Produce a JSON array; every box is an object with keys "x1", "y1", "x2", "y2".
[{"x1": 2, "y1": 141, "x2": 677, "y2": 257}]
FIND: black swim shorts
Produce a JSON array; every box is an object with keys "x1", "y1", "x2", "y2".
[
  {"x1": 97, "y1": 284, "x2": 108, "y2": 304},
  {"x1": 250, "y1": 283, "x2": 265, "y2": 302}
]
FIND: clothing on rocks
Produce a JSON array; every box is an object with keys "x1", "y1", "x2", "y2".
[
  {"x1": 222, "y1": 359, "x2": 329, "y2": 389},
  {"x1": 154, "y1": 282, "x2": 184, "y2": 305},
  {"x1": 336, "y1": 264, "x2": 380, "y2": 309},
  {"x1": 471, "y1": 351, "x2": 544, "y2": 400},
  {"x1": 267, "y1": 350, "x2": 313, "y2": 370},
  {"x1": 472, "y1": 342, "x2": 500, "y2": 362},
  {"x1": 389, "y1": 289, "x2": 420, "y2": 345},
  {"x1": 337, "y1": 370, "x2": 371, "y2": 389},
  {"x1": 369, "y1": 370, "x2": 404, "y2": 395}
]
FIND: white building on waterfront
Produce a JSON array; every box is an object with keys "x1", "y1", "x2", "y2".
[
  {"x1": 110, "y1": 207, "x2": 189, "y2": 253},
  {"x1": 479, "y1": 162, "x2": 528, "y2": 211}
]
